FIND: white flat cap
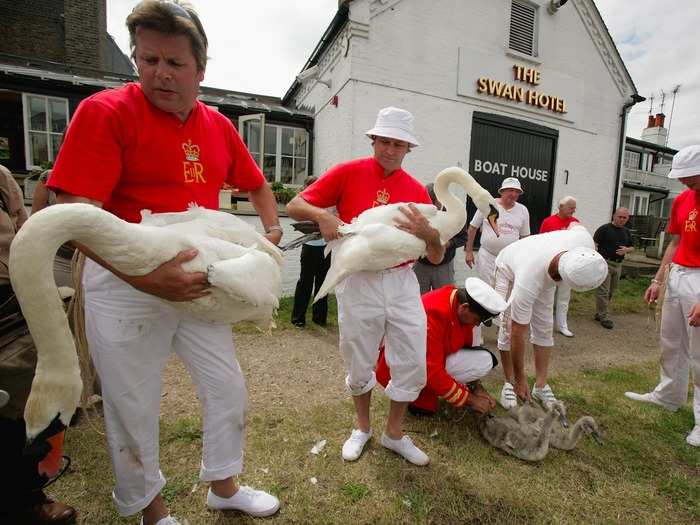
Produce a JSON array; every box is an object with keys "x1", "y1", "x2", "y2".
[
  {"x1": 558, "y1": 247, "x2": 607, "y2": 292},
  {"x1": 668, "y1": 145, "x2": 700, "y2": 179},
  {"x1": 465, "y1": 277, "x2": 508, "y2": 315}
]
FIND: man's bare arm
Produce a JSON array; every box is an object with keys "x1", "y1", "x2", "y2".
[{"x1": 287, "y1": 194, "x2": 343, "y2": 241}]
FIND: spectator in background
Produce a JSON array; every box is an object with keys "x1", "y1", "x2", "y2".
[
  {"x1": 465, "y1": 177, "x2": 529, "y2": 344},
  {"x1": 593, "y1": 207, "x2": 633, "y2": 329},
  {"x1": 0, "y1": 164, "x2": 77, "y2": 525},
  {"x1": 413, "y1": 182, "x2": 467, "y2": 294},
  {"x1": 31, "y1": 169, "x2": 76, "y2": 288},
  {"x1": 625, "y1": 144, "x2": 700, "y2": 448},
  {"x1": 540, "y1": 196, "x2": 579, "y2": 337},
  {"x1": 291, "y1": 176, "x2": 331, "y2": 327}
]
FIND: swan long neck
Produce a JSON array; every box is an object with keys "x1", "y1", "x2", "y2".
[
  {"x1": 9, "y1": 204, "x2": 178, "y2": 382},
  {"x1": 558, "y1": 417, "x2": 591, "y2": 448},
  {"x1": 433, "y1": 168, "x2": 468, "y2": 242}
]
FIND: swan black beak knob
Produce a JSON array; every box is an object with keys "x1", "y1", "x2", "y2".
[{"x1": 487, "y1": 205, "x2": 500, "y2": 237}]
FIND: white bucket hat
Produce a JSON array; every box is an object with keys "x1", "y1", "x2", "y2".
[
  {"x1": 558, "y1": 247, "x2": 608, "y2": 292},
  {"x1": 499, "y1": 177, "x2": 523, "y2": 194},
  {"x1": 365, "y1": 106, "x2": 420, "y2": 147},
  {"x1": 668, "y1": 145, "x2": 700, "y2": 179}
]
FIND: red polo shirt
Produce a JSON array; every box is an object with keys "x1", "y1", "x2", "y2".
[
  {"x1": 668, "y1": 189, "x2": 700, "y2": 267},
  {"x1": 376, "y1": 285, "x2": 476, "y2": 411},
  {"x1": 300, "y1": 157, "x2": 431, "y2": 223},
  {"x1": 539, "y1": 214, "x2": 579, "y2": 233},
  {"x1": 48, "y1": 83, "x2": 264, "y2": 223}
]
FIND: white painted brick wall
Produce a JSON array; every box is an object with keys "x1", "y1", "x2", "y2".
[{"x1": 293, "y1": 0, "x2": 633, "y2": 230}]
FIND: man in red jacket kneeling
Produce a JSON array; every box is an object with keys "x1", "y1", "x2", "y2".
[{"x1": 377, "y1": 278, "x2": 507, "y2": 416}]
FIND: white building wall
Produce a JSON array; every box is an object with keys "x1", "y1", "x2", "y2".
[{"x1": 293, "y1": 0, "x2": 635, "y2": 229}]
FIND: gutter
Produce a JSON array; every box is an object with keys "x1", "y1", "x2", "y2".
[
  {"x1": 612, "y1": 93, "x2": 646, "y2": 210},
  {"x1": 281, "y1": 4, "x2": 350, "y2": 106}
]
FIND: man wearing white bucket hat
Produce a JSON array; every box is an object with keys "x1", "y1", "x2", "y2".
[
  {"x1": 376, "y1": 278, "x2": 508, "y2": 418},
  {"x1": 625, "y1": 144, "x2": 700, "y2": 447},
  {"x1": 465, "y1": 177, "x2": 530, "y2": 287},
  {"x1": 493, "y1": 225, "x2": 607, "y2": 409},
  {"x1": 287, "y1": 107, "x2": 443, "y2": 465}
]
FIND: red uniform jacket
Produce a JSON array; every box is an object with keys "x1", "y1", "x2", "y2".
[{"x1": 376, "y1": 285, "x2": 476, "y2": 412}]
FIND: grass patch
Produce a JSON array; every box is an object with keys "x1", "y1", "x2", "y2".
[
  {"x1": 52, "y1": 352, "x2": 699, "y2": 524},
  {"x1": 569, "y1": 277, "x2": 651, "y2": 316},
  {"x1": 234, "y1": 294, "x2": 338, "y2": 334}
]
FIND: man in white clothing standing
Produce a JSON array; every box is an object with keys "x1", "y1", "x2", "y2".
[
  {"x1": 465, "y1": 177, "x2": 530, "y2": 286},
  {"x1": 494, "y1": 225, "x2": 607, "y2": 408}
]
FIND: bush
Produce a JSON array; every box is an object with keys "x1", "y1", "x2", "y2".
[{"x1": 270, "y1": 182, "x2": 298, "y2": 204}]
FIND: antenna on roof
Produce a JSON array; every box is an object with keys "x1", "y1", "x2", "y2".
[
  {"x1": 648, "y1": 93, "x2": 654, "y2": 115},
  {"x1": 665, "y1": 84, "x2": 681, "y2": 148},
  {"x1": 658, "y1": 89, "x2": 666, "y2": 114}
]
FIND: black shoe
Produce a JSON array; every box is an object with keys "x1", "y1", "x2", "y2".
[
  {"x1": 600, "y1": 319, "x2": 614, "y2": 329},
  {"x1": 312, "y1": 319, "x2": 327, "y2": 327},
  {"x1": 594, "y1": 314, "x2": 602, "y2": 321},
  {"x1": 292, "y1": 321, "x2": 305, "y2": 328}
]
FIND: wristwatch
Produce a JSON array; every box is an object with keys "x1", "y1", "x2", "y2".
[{"x1": 265, "y1": 224, "x2": 283, "y2": 234}]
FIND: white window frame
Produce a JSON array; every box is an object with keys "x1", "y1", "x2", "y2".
[
  {"x1": 238, "y1": 113, "x2": 266, "y2": 169},
  {"x1": 21, "y1": 93, "x2": 69, "y2": 170},
  {"x1": 624, "y1": 150, "x2": 640, "y2": 170},
  {"x1": 631, "y1": 191, "x2": 649, "y2": 215},
  {"x1": 262, "y1": 124, "x2": 309, "y2": 186},
  {"x1": 508, "y1": 0, "x2": 539, "y2": 58}
]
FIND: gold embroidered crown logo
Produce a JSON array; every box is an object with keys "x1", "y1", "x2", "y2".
[
  {"x1": 182, "y1": 140, "x2": 200, "y2": 162},
  {"x1": 376, "y1": 188, "x2": 390, "y2": 204},
  {"x1": 689, "y1": 208, "x2": 698, "y2": 221}
]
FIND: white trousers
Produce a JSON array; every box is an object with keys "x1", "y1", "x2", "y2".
[
  {"x1": 652, "y1": 265, "x2": 700, "y2": 425},
  {"x1": 476, "y1": 248, "x2": 497, "y2": 287},
  {"x1": 446, "y1": 349, "x2": 495, "y2": 384},
  {"x1": 554, "y1": 283, "x2": 572, "y2": 329},
  {"x1": 83, "y1": 261, "x2": 247, "y2": 516},
  {"x1": 336, "y1": 267, "x2": 426, "y2": 402},
  {"x1": 495, "y1": 274, "x2": 555, "y2": 351}
]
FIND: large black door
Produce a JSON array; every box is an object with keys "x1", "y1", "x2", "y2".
[{"x1": 468, "y1": 112, "x2": 558, "y2": 234}]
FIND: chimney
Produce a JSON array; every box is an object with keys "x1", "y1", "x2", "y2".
[
  {"x1": 654, "y1": 113, "x2": 666, "y2": 128},
  {"x1": 64, "y1": 0, "x2": 107, "y2": 71},
  {"x1": 646, "y1": 115, "x2": 656, "y2": 128}
]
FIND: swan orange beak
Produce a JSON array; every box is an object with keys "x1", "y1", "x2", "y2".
[
  {"x1": 37, "y1": 430, "x2": 66, "y2": 478},
  {"x1": 25, "y1": 416, "x2": 67, "y2": 479},
  {"x1": 487, "y1": 205, "x2": 499, "y2": 237}
]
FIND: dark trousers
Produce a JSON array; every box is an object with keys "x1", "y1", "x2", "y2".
[
  {"x1": 0, "y1": 417, "x2": 48, "y2": 515},
  {"x1": 292, "y1": 244, "x2": 331, "y2": 326}
]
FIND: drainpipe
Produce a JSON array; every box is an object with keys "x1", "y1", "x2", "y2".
[{"x1": 612, "y1": 93, "x2": 646, "y2": 210}]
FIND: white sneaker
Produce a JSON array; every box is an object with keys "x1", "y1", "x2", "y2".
[
  {"x1": 532, "y1": 384, "x2": 558, "y2": 410},
  {"x1": 207, "y1": 486, "x2": 280, "y2": 517},
  {"x1": 380, "y1": 433, "x2": 429, "y2": 466},
  {"x1": 499, "y1": 382, "x2": 517, "y2": 409},
  {"x1": 557, "y1": 325, "x2": 574, "y2": 337},
  {"x1": 140, "y1": 516, "x2": 181, "y2": 525},
  {"x1": 624, "y1": 391, "x2": 678, "y2": 412},
  {"x1": 342, "y1": 428, "x2": 372, "y2": 461},
  {"x1": 687, "y1": 426, "x2": 700, "y2": 447}
]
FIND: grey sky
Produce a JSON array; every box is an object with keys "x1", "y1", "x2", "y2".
[{"x1": 107, "y1": 0, "x2": 699, "y2": 150}]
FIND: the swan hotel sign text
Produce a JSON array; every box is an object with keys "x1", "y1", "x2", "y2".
[{"x1": 476, "y1": 65, "x2": 567, "y2": 114}]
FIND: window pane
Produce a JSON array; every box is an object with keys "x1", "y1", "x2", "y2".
[
  {"x1": 49, "y1": 99, "x2": 68, "y2": 133},
  {"x1": 50, "y1": 133, "x2": 62, "y2": 160},
  {"x1": 30, "y1": 132, "x2": 48, "y2": 166},
  {"x1": 294, "y1": 129, "x2": 307, "y2": 158},
  {"x1": 242, "y1": 120, "x2": 261, "y2": 152},
  {"x1": 264, "y1": 125, "x2": 277, "y2": 155},
  {"x1": 281, "y1": 127, "x2": 294, "y2": 156},
  {"x1": 263, "y1": 154, "x2": 276, "y2": 182},
  {"x1": 280, "y1": 156, "x2": 293, "y2": 184},
  {"x1": 294, "y1": 157, "x2": 307, "y2": 185},
  {"x1": 29, "y1": 96, "x2": 47, "y2": 131}
]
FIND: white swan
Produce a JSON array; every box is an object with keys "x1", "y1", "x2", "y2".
[
  {"x1": 314, "y1": 167, "x2": 498, "y2": 300},
  {"x1": 9, "y1": 203, "x2": 282, "y2": 442}
]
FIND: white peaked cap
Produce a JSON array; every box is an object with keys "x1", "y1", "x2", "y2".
[
  {"x1": 558, "y1": 247, "x2": 608, "y2": 292},
  {"x1": 668, "y1": 145, "x2": 700, "y2": 179},
  {"x1": 365, "y1": 106, "x2": 420, "y2": 146},
  {"x1": 464, "y1": 277, "x2": 508, "y2": 315}
]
